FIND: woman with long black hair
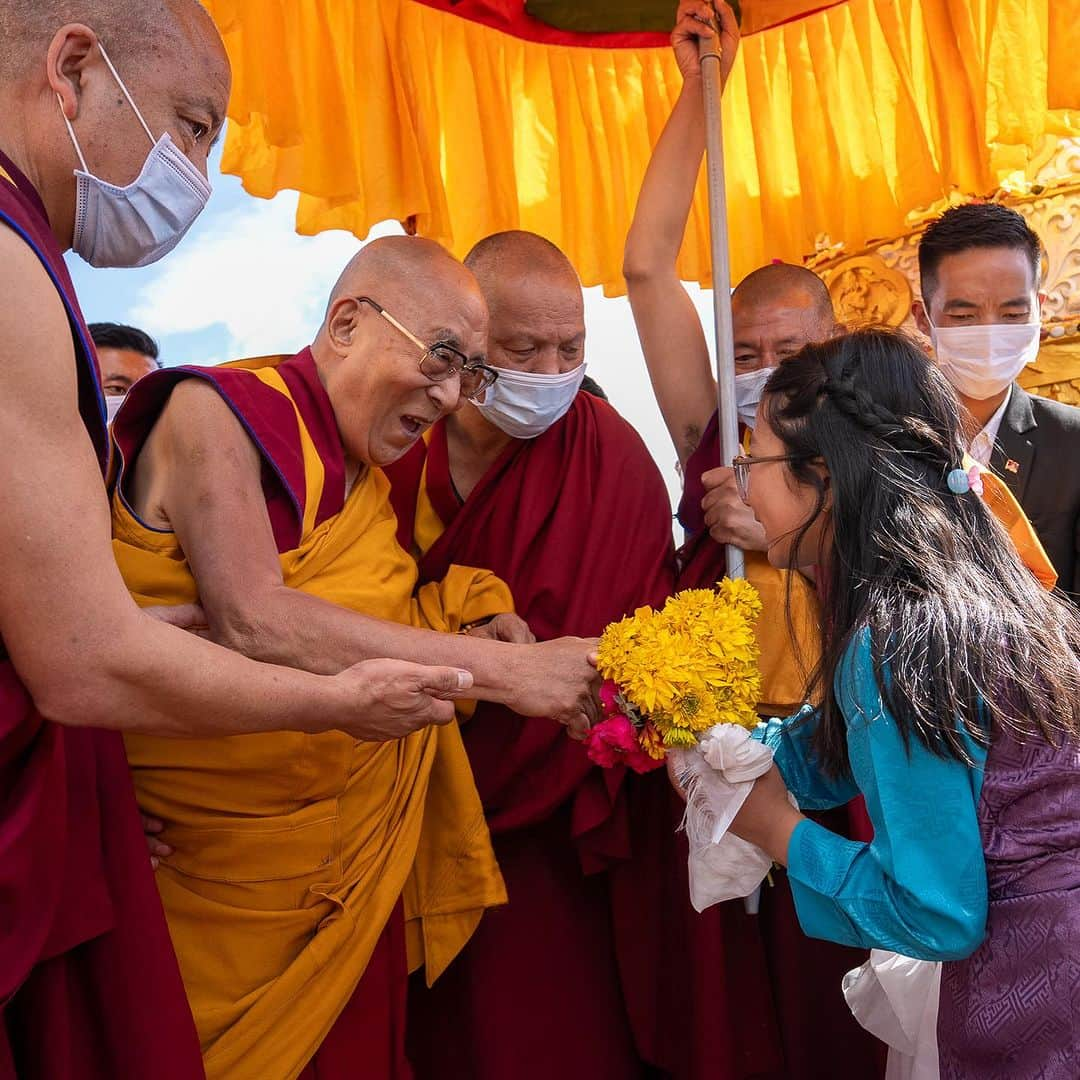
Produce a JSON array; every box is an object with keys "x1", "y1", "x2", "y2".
[{"x1": 728, "y1": 327, "x2": 1080, "y2": 1079}]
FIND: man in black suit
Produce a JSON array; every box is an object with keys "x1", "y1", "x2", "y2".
[{"x1": 914, "y1": 203, "x2": 1080, "y2": 598}]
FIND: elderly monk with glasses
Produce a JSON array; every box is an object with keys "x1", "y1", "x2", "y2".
[{"x1": 110, "y1": 236, "x2": 603, "y2": 1080}]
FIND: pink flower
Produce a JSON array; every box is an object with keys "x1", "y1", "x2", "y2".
[
  {"x1": 599, "y1": 679, "x2": 623, "y2": 717},
  {"x1": 624, "y1": 742, "x2": 666, "y2": 775},
  {"x1": 585, "y1": 714, "x2": 638, "y2": 768}
]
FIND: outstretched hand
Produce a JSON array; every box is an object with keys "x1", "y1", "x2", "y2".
[
  {"x1": 672, "y1": 1, "x2": 740, "y2": 88},
  {"x1": 335, "y1": 658, "x2": 475, "y2": 742},
  {"x1": 506, "y1": 637, "x2": 602, "y2": 741}
]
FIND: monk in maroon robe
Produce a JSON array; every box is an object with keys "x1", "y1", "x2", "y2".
[
  {"x1": 388, "y1": 231, "x2": 690, "y2": 1078},
  {"x1": 0, "y1": 7, "x2": 478, "y2": 1077}
]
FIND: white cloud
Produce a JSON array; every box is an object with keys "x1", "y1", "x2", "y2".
[{"x1": 128, "y1": 193, "x2": 399, "y2": 360}]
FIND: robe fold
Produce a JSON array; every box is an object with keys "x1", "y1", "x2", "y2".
[
  {"x1": 112, "y1": 349, "x2": 508, "y2": 1080},
  {"x1": 0, "y1": 152, "x2": 204, "y2": 1079},
  {"x1": 389, "y1": 396, "x2": 790, "y2": 1079}
]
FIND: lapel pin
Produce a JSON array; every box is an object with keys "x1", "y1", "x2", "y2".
[{"x1": 1005, "y1": 459, "x2": 1020, "y2": 474}]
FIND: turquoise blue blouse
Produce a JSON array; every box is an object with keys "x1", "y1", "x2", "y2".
[{"x1": 754, "y1": 631, "x2": 989, "y2": 962}]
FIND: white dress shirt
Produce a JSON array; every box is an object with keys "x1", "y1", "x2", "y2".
[{"x1": 968, "y1": 386, "x2": 1012, "y2": 467}]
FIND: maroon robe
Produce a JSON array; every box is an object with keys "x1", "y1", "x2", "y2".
[
  {"x1": 387, "y1": 395, "x2": 673, "y2": 1078},
  {"x1": 388, "y1": 395, "x2": 793, "y2": 1079},
  {"x1": 675, "y1": 409, "x2": 884, "y2": 1080},
  {"x1": 0, "y1": 151, "x2": 203, "y2": 1079}
]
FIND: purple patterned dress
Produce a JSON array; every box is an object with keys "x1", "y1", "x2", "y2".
[{"x1": 938, "y1": 727, "x2": 1080, "y2": 1078}]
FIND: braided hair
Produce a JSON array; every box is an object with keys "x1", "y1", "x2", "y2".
[{"x1": 761, "y1": 327, "x2": 1080, "y2": 777}]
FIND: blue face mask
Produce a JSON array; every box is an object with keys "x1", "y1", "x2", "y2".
[{"x1": 59, "y1": 42, "x2": 211, "y2": 268}]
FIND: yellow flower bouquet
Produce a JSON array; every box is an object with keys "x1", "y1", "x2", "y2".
[{"x1": 585, "y1": 580, "x2": 763, "y2": 773}]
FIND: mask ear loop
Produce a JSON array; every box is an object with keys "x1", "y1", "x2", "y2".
[
  {"x1": 56, "y1": 95, "x2": 91, "y2": 172},
  {"x1": 96, "y1": 41, "x2": 156, "y2": 146},
  {"x1": 55, "y1": 39, "x2": 156, "y2": 173}
]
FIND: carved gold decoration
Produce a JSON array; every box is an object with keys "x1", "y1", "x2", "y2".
[{"x1": 823, "y1": 256, "x2": 912, "y2": 328}]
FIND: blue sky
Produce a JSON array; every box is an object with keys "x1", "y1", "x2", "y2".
[{"x1": 66, "y1": 143, "x2": 720, "y2": 509}]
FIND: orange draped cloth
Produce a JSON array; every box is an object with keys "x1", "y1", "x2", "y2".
[
  {"x1": 204, "y1": 0, "x2": 1077, "y2": 295},
  {"x1": 111, "y1": 350, "x2": 508, "y2": 1080}
]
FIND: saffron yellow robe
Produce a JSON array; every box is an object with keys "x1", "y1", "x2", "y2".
[{"x1": 112, "y1": 352, "x2": 508, "y2": 1080}]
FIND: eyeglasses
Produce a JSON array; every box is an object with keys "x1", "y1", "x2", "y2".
[
  {"x1": 355, "y1": 296, "x2": 499, "y2": 403},
  {"x1": 732, "y1": 453, "x2": 813, "y2": 503}
]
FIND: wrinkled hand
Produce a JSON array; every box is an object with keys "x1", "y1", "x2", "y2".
[
  {"x1": 141, "y1": 812, "x2": 172, "y2": 871},
  {"x1": 701, "y1": 466, "x2": 768, "y2": 550},
  {"x1": 335, "y1": 658, "x2": 474, "y2": 742},
  {"x1": 509, "y1": 637, "x2": 602, "y2": 741},
  {"x1": 466, "y1": 613, "x2": 537, "y2": 645},
  {"x1": 729, "y1": 764, "x2": 804, "y2": 864},
  {"x1": 144, "y1": 603, "x2": 208, "y2": 635},
  {"x1": 673, "y1": 0, "x2": 740, "y2": 87}
]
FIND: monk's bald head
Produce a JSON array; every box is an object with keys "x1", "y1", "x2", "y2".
[
  {"x1": 315, "y1": 236, "x2": 489, "y2": 467},
  {"x1": 464, "y1": 231, "x2": 586, "y2": 376},
  {"x1": 0, "y1": 0, "x2": 228, "y2": 250},
  {"x1": 326, "y1": 235, "x2": 486, "y2": 330},
  {"x1": 465, "y1": 230, "x2": 580, "y2": 293},
  {"x1": 732, "y1": 263, "x2": 834, "y2": 324},
  {"x1": 730, "y1": 262, "x2": 836, "y2": 371},
  {"x1": 0, "y1": 0, "x2": 223, "y2": 77}
]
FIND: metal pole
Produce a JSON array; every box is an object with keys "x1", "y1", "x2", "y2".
[
  {"x1": 698, "y1": 26, "x2": 743, "y2": 582},
  {"x1": 700, "y1": 13, "x2": 760, "y2": 915}
]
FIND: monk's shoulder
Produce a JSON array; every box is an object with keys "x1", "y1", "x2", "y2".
[
  {"x1": 155, "y1": 377, "x2": 261, "y2": 468},
  {"x1": 0, "y1": 224, "x2": 77, "y2": 389},
  {"x1": 130, "y1": 376, "x2": 261, "y2": 522},
  {"x1": 576, "y1": 392, "x2": 657, "y2": 464}
]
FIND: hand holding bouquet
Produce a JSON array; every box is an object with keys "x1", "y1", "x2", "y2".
[{"x1": 585, "y1": 580, "x2": 763, "y2": 773}]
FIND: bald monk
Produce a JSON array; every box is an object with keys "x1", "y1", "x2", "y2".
[
  {"x1": 624, "y1": 7, "x2": 1056, "y2": 1079},
  {"x1": 384, "y1": 231, "x2": 677, "y2": 1079},
  {"x1": 114, "y1": 235, "x2": 604, "y2": 1080},
  {"x1": 0, "y1": 6, "x2": 486, "y2": 1078}
]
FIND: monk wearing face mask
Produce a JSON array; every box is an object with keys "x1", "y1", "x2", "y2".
[{"x1": 387, "y1": 230, "x2": 678, "y2": 1080}]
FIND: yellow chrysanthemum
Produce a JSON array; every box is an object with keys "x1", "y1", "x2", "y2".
[
  {"x1": 660, "y1": 726, "x2": 699, "y2": 750},
  {"x1": 639, "y1": 723, "x2": 665, "y2": 761},
  {"x1": 597, "y1": 580, "x2": 763, "y2": 754}
]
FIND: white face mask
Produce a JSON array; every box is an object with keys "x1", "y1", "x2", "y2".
[
  {"x1": 105, "y1": 393, "x2": 126, "y2": 425},
  {"x1": 474, "y1": 364, "x2": 587, "y2": 439},
  {"x1": 928, "y1": 317, "x2": 1040, "y2": 401},
  {"x1": 59, "y1": 42, "x2": 211, "y2": 268},
  {"x1": 734, "y1": 365, "x2": 776, "y2": 429}
]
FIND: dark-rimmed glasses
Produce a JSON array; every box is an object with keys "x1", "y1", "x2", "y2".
[
  {"x1": 732, "y1": 453, "x2": 813, "y2": 503},
  {"x1": 355, "y1": 296, "x2": 499, "y2": 403}
]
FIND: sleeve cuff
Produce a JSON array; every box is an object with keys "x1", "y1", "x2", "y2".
[{"x1": 785, "y1": 818, "x2": 866, "y2": 948}]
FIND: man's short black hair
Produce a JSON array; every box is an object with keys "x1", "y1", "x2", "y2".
[
  {"x1": 918, "y1": 203, "x2": 1042, "y2": 302},
  {"x1": 88, "y1": 322, "x2": 161, "y2": 366}
]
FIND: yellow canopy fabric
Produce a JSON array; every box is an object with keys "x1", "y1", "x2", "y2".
[{"x1": 206, "y1": 0, "x2": 1077, "y2": 295}]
